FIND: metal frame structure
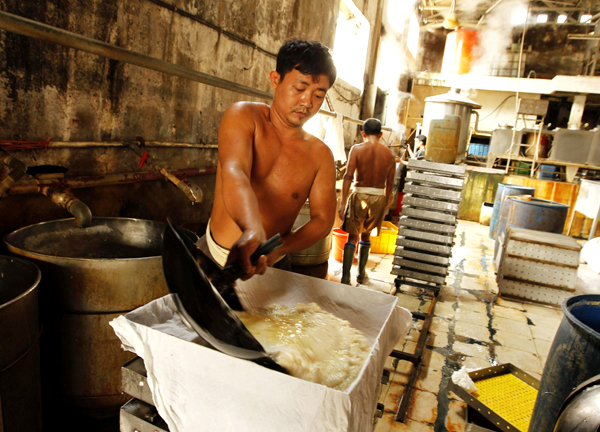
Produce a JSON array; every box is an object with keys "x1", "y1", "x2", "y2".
[
  {"x1": 389, "y1": 295, "x2": 438, "y2": 422},
  {"x1": 420, "y1": 0, "x2": 600, "y2": 29}
]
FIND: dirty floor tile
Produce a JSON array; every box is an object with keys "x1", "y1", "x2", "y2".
[
  {"x1": 530, "y1": 324, "x2": 559, "y2": 342},
  {"x1": 456, "y1": 299, "x2": 488, "y2": 315},
  {"x1": 454, "y1": 309, "x2": 490, "y2": 327},
  {"x1": 445, "y1": 400, "x2": 467, "y2": 432},
  {"x1": 407, "y1": 389, "x2": 438, "y2": 424},
  {"x1": 526, "y1": 313, "x2": 562, "y2": 331},
  {"x1": 495, "y1": 297, "x2": 525, "y2": 310},
  {"x1": 462, "y1": 356, "x2": 493, "y2": 370},
  {"x1": 494, "y1": 329, "x2": 537, "y2": 354},
  {"x1": 455, "y1": 321, "x2": 492, "y2": 343},
  {"x1": 524, "y1": 303, "x2": 563, "y2": 318},
  {"x1": 434, "y1": 301, "x2": 456, "y2": 318},
  {"x1": 415, "y1": 366, "x2": 443, "y2": 394},
  {"x1": 422, "y1": 349, "x2": 446, "y2": 369},
  {"x1": 491, "y1": 316, "x2": 532, "y2": 336},
  {"x1": 383, "y1": 382, "x2": 406, "y2": 413},
  {"x1": 428, "y1": 331, "x2": 449, "y2": 348},
  {"x1": 453, "y1": 341, "x2": 491, "y2": 359},
  {"x1": 431, "y1": 317, "x2": 450, "y2": 334},
  {"x1": 534, "y1": 338, "x2": 553, "y2": 357},
  {"x1": 492, "y1": 305, "x2": 528, "y2": 323},
  {"x1": 495, "y1": 346, "x2": 543, "y2": 375}
]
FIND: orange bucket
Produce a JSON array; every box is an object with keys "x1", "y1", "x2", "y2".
[{"x1": 332, "y1": 228, "x2": 357, "y2": 262}]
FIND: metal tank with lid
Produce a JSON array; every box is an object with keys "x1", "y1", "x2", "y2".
[{"x1": 422, "y1": 89, "x2": 481, "y2": 163}]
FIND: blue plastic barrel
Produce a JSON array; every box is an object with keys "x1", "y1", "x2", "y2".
[
  {"x1": 489, "y1": 184, "x2": 536, "y2": 239},
  {"x1": 529, "y1": 295, "x2": 600, "y2": 432}
]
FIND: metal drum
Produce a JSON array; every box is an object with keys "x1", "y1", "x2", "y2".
[
  {"x1": 489, "y1": 184, "x2": 536, "y2": 239},
  {"x1": 507, "y1": 197, "x2": 569, "y2": 234},
  {"x1": 0, "y1": 255, "x2": 42, "y2": 432},
  {"x1": 289, "y1": 201, "x2": 332, "y2": 266},
  {"x1": 4, "y1": 218, "x2": 181, "y2": 419},
  {"x1": 530, "y1": 295, "x2": 600, "y2": 432},
  {"x1": 422, "y1": 89, "x2": 481, "y2": 163}
]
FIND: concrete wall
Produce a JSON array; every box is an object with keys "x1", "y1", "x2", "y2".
[{"x1": 1, "y1": 0, "x2": 371, "y2": 240}]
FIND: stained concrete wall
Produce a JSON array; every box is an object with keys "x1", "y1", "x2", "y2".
[{"x1": 0, "y1": 0, "x2": 366, "y2": 240}]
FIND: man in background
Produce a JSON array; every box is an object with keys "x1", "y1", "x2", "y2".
[
  {"x1": 338, "y1": 118, "x2": 395, "y2": 285},
  {"x1": 414, "y1": 134, "x2": 427, "y2": 159}
]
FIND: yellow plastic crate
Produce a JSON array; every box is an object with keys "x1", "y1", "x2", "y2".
[{"x1": 370, "y1": 221, "x2": 398, "y2": 254}]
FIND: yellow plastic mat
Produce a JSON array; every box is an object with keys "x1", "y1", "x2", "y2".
[{"x1": 476, "y1": 373, "x2": 538, "y2": 431}]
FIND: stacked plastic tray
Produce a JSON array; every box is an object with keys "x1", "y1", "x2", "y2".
[{"x1": 392, "y1": 160, "x2": 466, "y2": 291}]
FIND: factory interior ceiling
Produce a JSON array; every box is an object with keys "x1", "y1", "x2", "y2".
[{"x1": 421, "y1": 0, "x2": 600, "y2": 29}]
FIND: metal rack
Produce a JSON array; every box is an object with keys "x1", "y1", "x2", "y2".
[{"x1": 392, "y1": 159, "x2": 466, "y2": 294}]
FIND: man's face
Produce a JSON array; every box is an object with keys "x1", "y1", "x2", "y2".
[{"x1": 270, "y1": 68, "x2": 330, "y2": 127}]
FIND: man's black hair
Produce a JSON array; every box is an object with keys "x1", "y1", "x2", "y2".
[
  {"x1": 276, "y1": 40, "x2": 337, "y2": 87},
  {"x1": 417, "y1": 134, "x2": 427, "y2": 145},
  {"x1": 363, "y1": 118, "x2": 382, "y2": 136}
]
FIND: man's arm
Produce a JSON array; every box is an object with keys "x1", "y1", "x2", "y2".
[
  {"x1": 268, "y1": 146, "x2": 337, "y2": 264},
  {"x1": 338, "y1": 146, "x2": 356, "y2": 221},
  {"x1": 385, "y1": 158, "x2": 396, "y2": 209},
  {"x1": 218, "y1": 102, "x2": 267, "y2": 277}
]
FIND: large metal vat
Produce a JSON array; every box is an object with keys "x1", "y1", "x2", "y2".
[
  {"x1": 588, "y1": 129, "x2": 600, "y2": 165},
  {"x1": 4, "y1": 218, "x2": 176, "y2": 419},
  {"x1": 530, "y1": 295, "x2": 600, "y2": 432},
  {"x1": 489, "y1": 184, "x2": 536, "y2": 239},
  {"x1": 507, "y1": 197, "x2": 569, "y2": 234},
  {"x1": 489, "y1": 127, "x2": 522, "y2": 156},
  {"x1": 441, "y1": 29, "x2": 479, "y2": 75},
  {"x1": 289, "y1": 201, "x2": 332, "y2": 266},
  {"x1": 422, "y1": 89, "x2": 481, "y2": 163},
  {"x1": 549, "y1": 129, "x2": 594, "y2": 164},
  {"x1": 0, "y1": 255, "x2": 42, "y2": 432},
  {"x1": 457, "y1": 167, "x2": 505, "y2": 222}
]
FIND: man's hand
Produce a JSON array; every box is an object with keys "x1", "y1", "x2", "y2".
[
  {"x1": 338, "y1": 205, "x2": 345, "y2": 222},
  {"x1": 226, "y1": 228, "x2": 268, "y2": 280}
]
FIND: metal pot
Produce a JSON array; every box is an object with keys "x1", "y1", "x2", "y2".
[
  {"x1": 422, "y1": 89, "x2": 481, "y2": 163},
  {"x1": 289, "y1": 202, "x2": 332, "y2": 266},
  {"x1": 0, "y1": 255, "x2": 42, "y2": 431},
  {"x1": 4, "y1": 218, "x2": 195, "y2": 419}
]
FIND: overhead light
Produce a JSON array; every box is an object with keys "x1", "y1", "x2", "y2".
[
  {"x1": 580, "y1": 14, "x2": 592, "y2": 23},
  {"x1": 512, "y1": 8, "x2": 528, "y2": 25},
  {"x1": 536, "y1": 14, "x2": 548, "y2": 23},
  {"x1": 443, "y1": 0, "x2": 459, "y2": 30},
  {"x1": 557, "y1": 14, "x2": 567, "y2": 23}
]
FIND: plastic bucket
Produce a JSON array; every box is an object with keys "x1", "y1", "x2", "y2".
[
  {"x1": 529, "y1": 295, "x2": 600, "y2": 432},
  {"x1": 332, "y1": 228, "x2": 357, "y2": 263},
  {"x1": 479, "y1": 202, "x2": 494, "y2": 226}
]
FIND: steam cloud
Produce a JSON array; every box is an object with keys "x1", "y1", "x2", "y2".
[{"x1": 470, "y1": 0, "x2": 529, "y2": 76}]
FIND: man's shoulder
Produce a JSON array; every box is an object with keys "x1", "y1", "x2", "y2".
[
  {"x1": 306, "y1": 134, "x2": 334, "y2": 158},
  {"x1": 224, "y1": 101, "x2": 270, "y2": 119}
]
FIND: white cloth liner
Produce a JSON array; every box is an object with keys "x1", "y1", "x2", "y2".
[
  {"x1": 324, "y1": 113, "x2": 347, "y2": 163},
  {"x1": 353, "y1": 187, "x2": 386, "y2": 196},
  {"x1": 110, "y1": 267, "x2": 411, "y2": 432},
  {"x1": 574, "y1": 179, "x2": 600, "y2": 219}
]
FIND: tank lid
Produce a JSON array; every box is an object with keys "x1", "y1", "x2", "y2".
[{"x1": 425, "y1": 89, "x2": 482, "y2": 109}]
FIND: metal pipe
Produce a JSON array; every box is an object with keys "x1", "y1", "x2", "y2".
[
  {"x1": 0, "y1": 11, "x2": 391, "y2": 134},
  {"x1": 125, "y1": 142, "x2": 203, "y2": 203},
  {"x1": 47, "y1": 141, "x2": 219, "y2": 149},
  {"x1": 0, "y1": 10, "x2": 273, "y2": 100},
  {"x1": 8, "y1": 167, "x2": 217, "y2": 195},
  {"x1": 41, "y1": 187, "x2": 93, "y2": 227}
]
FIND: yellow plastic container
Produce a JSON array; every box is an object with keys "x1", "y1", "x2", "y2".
[{"x1": 370, "y1": 221, "x2": 398, "y2": 254}]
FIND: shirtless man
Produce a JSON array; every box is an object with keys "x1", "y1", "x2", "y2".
[
  {"x1": 204, "y1": 40, "x2": 337, "y2": 279},
  {"x1": 338, "y1": 118, "x2": 395, "y2": 285}
]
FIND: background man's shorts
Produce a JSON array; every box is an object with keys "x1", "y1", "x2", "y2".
[{"x1": 342, "y1": 192, "x2": 387, "y2": 235}]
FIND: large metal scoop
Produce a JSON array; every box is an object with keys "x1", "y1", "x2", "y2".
[{"x1": 161, "y1": 220, "x2": 288, "y2": 374}]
